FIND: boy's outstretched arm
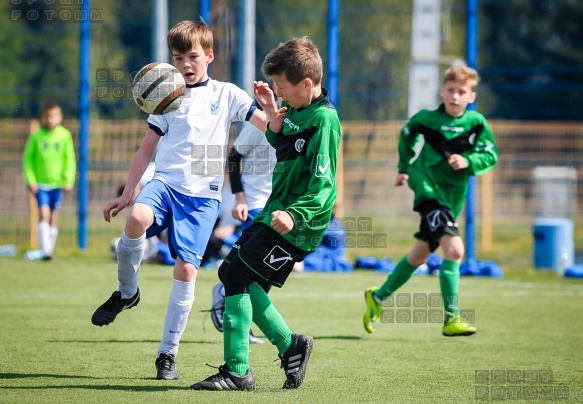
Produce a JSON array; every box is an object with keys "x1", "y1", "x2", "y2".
[
  {"x1": 103, "y1": 128, "x2": 160, "y2": 222},
  {"x1": 248, "y1": 108, "x2": 268, "y2": 133}
]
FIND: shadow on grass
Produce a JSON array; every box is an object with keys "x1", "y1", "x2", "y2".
[
  {"x1": 47, "y1": 339, "x2": 217, "y2": 344},
  {"x1": 314, "y1": 335, "x2": 412, "y2": 342},
  {"x1": 313, "y1": 335, "x2": 362, "y2": 340},
  {"x1": 0, "y1": 373, "x2": 103, "y2": 380},
  {"x1": 0, "y1": 384, "x2": 188, "y2": 392},
  {"x1": 0, "y1": 374, "x2": 192, "y2": 391}
]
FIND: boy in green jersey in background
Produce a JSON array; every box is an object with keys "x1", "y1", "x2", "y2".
[
  {"x1": 191, "y1": 36, "x2": 341, "y2": 391},
  {"x1": 23, "y1": 102, "x2": 76, "y2": 260},
  {"x1": 363, "y1": 65, "x2": 498, "y2": 337}
]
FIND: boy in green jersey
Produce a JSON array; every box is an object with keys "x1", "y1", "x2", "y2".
[
  {"x1": 191, "y1": 37, "x2": 341, "y2": 391},
  {"x1": 23, "y1": 102, "x2": 76, "y2": 260},
  {"x1": 363, "y1": 65, "x2": 498, "y2": 337}
]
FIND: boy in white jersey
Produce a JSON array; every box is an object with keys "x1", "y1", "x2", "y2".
[{"x1": 91, "y1": 20, "x2": 267, "y2": 381}]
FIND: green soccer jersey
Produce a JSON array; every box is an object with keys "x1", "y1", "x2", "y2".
[
  {"x1": 253, "y1": 89, "x2": 341, "y2": 252},
  {"x1": 397, "y1": 104, "x2": 498, "y2": 218},
  {"x1": 22, "y1": 125, "x2": 76, "y2": 189}
]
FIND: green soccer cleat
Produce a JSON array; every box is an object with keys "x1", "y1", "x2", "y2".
[
  {"x1": 363, "y1": 287, "x2": 382, "y2": 333},
  {"x1": 442, "y1": 315, "x2": 477, "y2": 337}
]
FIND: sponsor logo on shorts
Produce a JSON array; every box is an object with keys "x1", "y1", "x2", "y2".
[
  {"x1": 263, "y1": 245, "x2": 293, "y2": 270},
  {"x1": 427, "y1": 210, "x2": 444, "y2": 232}
]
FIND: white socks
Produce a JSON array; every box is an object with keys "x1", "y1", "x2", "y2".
[
  {"x1": 37, "y1": 222, "x2": 52, "y2": 257},
  {"x1": 158, "y1": 279, "x2": 195, "y2": 358},
  {"x1": 117, "y1": 231, "x2": 145, "y2": 299},
  {"x1": 50, "y1": 227, "x2": 58, "y2": 252}
]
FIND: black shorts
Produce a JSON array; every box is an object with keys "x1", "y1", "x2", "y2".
[
  {"x1": 413, "y1": 200, "x2": 460, "y2": 252},
  {"x1": 225, "y1": 223, "x2": 309, "y2": 288}
]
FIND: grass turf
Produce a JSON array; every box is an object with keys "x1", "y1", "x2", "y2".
[{"x1": 0, "y1": 257, "x2": 582, "y2": 403}]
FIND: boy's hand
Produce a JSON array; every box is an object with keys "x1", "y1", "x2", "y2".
[
  {"x1": 395, "y1": 173, "x2": 408, "y2": 186},
  {"x1": 448, "y1": 154, "x2": 469, "y2": 170},
  {"x1": 27, "y1": 184, "x2": 38, "y2": 194},
  {"x1": 254, "y1": 81, "x2": 277, "y2": 118},
  {"x1": 63, "y1": 186, "x2": 73, "y2": 192},
  {"x1": 268, "y1": 107, "x2": 288, "y2": 133},
  {"x1": 232, "y1": 203, "x2": 249, "y2": 222},
  {"x1": 270, "y1": 210, "x2": 294, "y2": 234},
  {"x1": 103, "y1": 196, "x2": 130, "y2": 222}
]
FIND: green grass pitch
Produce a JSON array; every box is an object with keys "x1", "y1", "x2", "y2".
[{"x1": 0, "y1": 257, "x2": 582, "y2": 403}]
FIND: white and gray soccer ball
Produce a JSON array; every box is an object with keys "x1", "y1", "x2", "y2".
[
  {"x1": 132, "y1": 62, "x2": 186, "y2": 115},
  {"x1": 109, "y1": 237, "x2": 121, "y2": 259}
]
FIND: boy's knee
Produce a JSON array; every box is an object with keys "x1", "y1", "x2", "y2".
[
  {"x1": 407, "y1": 255, "x2": 427, "y2": 268},
  {"x1": 218, "y1": 260, "x2": 229, "y2": 283},
  {"x1": 443, "y1": 245, "x2": 464, "y2": 262},
  {"x1": 221, "y1": 256, "x2": 256, "y2": 296}
]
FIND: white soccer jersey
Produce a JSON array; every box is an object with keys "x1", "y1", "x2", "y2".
[
  {"x1": 233, "y1": 122, "x2": 275, "y2": 211},
  {"x1": 138, "y1": 161, "x2": 156, "y2": 188},
  {"x1": 147, "y1": 78, "x2": 255, "y2": 200}
]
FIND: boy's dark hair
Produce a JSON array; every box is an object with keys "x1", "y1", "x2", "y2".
[
  {"x1": 262, "y1": 36, "x2": 323, "y2": 86},
  {"x1": 41, "y1": 101, "x2": 61, "y2": 115},
  {"x1": 167, "y1": 20, "x2": 213, "y2": 54}
]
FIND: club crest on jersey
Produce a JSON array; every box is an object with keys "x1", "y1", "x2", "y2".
[
  {"x1": 210, "y1": 101, "x2": 219, "y2": 115},
  {"x1": 263, "y1": 245, "x2": 292, "y2": 270},
  {"x1": 295, "y1": 139, "x2": 305, "y2": 153}
]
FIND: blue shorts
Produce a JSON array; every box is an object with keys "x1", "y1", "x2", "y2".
[
  {"x1": 134, "y1": 179, "x2": 220, "y2": 268},
  {"x1": 242, "y1": 208, "x2": 263, "y2": 231},
  {"x1": 36, "y1": 188, "x2": 63, "y2": 210}
]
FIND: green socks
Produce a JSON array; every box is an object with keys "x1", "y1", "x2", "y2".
[
  {"x1": 249, "y1": 282, "x2": 293, "y2": 354},
  {"x1": 223, "y1": 294, "x2": 252, "y2": 376},
  {"x1": 439, "y1": 259, "x2": 460, "y2": 321},
  {"x1": 374, "y1": 256, "x2": 417, "y2": 301},
  {"x1": 373, "y1": 254, "x2": 461, "y2": 322},
  {"x1": 223, "y1": 284, "x2": 296, "y2": 376}
]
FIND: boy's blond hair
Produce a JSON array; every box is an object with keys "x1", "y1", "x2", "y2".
[
  {"x1": 443, "y1": 65, "x2": 480, "y2": 90},
  {"x1": 167, "y1": 20, "x2": 213, "y2": 54},
  {"x1": 262, "y1": 36, "x2": 323, "y2": 86}
]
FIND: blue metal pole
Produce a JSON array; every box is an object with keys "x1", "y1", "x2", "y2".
[
  {"x1": 200, "y1": 0, "x2": 210, "y2": 24},
  {"x1": 200, "y1": 0, "x2": 211, "y2": 75},
  {"x1": 237, "y1": 0, "x2": 255, "y2": 96},
  {"x1": 327, "y1": 0, "x2": 339, "y2": 108},
  {"x1": 78, "y1": 0, "x2": 91, "y2": 250},
  {"x1": 465, "y1": 0, "x2": 478, "y2": 261}
]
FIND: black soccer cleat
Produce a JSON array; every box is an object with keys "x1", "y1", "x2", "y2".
[
  {"x1": 190, "y1": 364, "x2": 256, "y2": 391},
  {"x1": 278, "y1": 333, "x2": 314, "y2": 389},
  {"x1": 91, "y1": 289, "x2": 140, "y2": 326},
  {"x1": 155, "y1": 352, "x2": 179, "y2": 380}
]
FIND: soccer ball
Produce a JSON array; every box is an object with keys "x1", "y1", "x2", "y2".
[
  {"x1": 109, "y1": 237, "x2": 120, "y2": 259},
  {"x1": 132, "y1": 62, "x2": 186, "y2": 115}
]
